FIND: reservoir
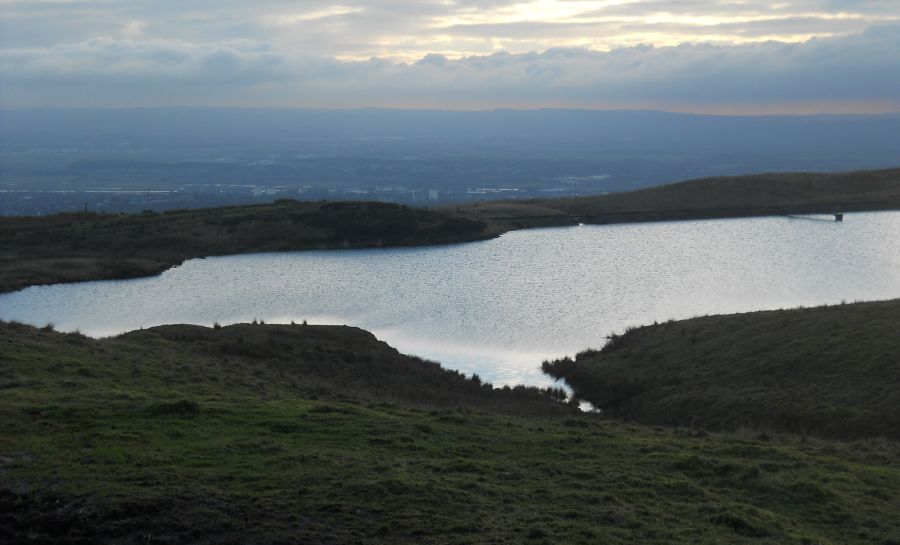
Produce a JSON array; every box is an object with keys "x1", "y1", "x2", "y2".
[{"x1": 3, "y1": 212, "x2": 900, "y2": 387}]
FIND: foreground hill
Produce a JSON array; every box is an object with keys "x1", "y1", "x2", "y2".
[
  {"x1": 454, "y1": 167, "x2": 900, "y2": 228},
  {"x1": 544, "y1": 299, "x2": 900, "y2": 440},
  {"x1": 2, "y1": 320, "x2": 900, "y2": 544}
]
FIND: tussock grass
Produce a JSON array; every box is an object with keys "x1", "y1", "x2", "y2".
[
  {"x1": 544, "y1": 299, "x2": 900, "y2": 440},
  {"x1": 2, "y1": 320, "x2": 899, "y2": 544}
]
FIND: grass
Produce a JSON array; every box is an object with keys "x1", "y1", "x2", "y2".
[
  {"x1": 543, "y1": 300, "x2": 900, "y2": 440},
  {"x1": 2, "y1": 321, "x2": 900, "y2": 544},
  {"x1": 3, "y1": 167, "x2": 900, "y2": 542}
]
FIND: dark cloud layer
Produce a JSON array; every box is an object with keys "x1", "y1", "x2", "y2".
[
  {"x1": 2, "y1": 24, "x2": 898, "y2": 111},
  {"x1": 1, "y1": 1, "x2": 898, "y2": 111}
]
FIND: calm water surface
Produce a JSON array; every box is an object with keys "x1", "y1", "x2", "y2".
[{"x1": 3, "y1": 212, "x2": 900, "y2": 387}]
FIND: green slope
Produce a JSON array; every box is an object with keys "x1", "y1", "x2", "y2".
[
  {"x1": 544, "y1": 300, "x2": 900, "y2": 440},
  {"x1": 2, "y1": 321, "x2": 900, "y2": 544}
]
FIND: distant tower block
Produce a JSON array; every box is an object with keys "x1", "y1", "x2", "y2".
[{"x1": 428, "y1": 190, "x2": 439, "y2": 201}]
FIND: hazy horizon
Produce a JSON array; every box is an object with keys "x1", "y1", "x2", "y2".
[{"x1": 3, "y1": 105, "x2": 900, "y2": 116}]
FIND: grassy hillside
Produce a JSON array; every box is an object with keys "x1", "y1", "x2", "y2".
[
  {"x1": 3, "y1": 321, "x2": 900, "y2": 544},
  {"x1": 453, "y1": 167, "x2": 900, "y2": 228},
  {"x1": 543, "y1": 300, "x2": 900, "y2": 440},
  {"x1": 549, "y1": 167, "x2": 900, "y2": 215},
  {"x1": 0, "y1": 200, "x2": 490, "y2": 293}
]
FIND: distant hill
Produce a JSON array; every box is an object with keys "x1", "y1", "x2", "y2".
[
  {"x1": 4, "y1": 108, "x2": 899, "y2": 158},
  {"x1": 547, "y1": 167, "x2": 900, "y2": 216},
  {"x1": 544, "y1": 299, "x2": 900, "y2": 440},
  {"x1": 454, "y1": 167, "x2": 900, "y2": 227},
  {"x1": 0, "y1": 200, "x2": 489, "y2": 293}
]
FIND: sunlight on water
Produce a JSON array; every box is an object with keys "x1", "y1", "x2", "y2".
[{"x1": 3, "y1": 212, "x2": 900, "y2": 387}]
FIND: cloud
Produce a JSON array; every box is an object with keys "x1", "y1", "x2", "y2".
[
  {"x1": 3, "y1": 1, "x2": 900, "y2": 57},
  {"x1": 119, "y1": 20, "x2": 148, "y2": 40},
  {"x1": 1, "y1": 24, "x2": 898, "y2": 111},
  {"x1": 2, "y1": 38, "x2": 285, "y2": 83}
]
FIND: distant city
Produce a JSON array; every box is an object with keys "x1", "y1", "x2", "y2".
[
  {"x1": 2, "y1": 108, "x2": 899, "y2": 215},
  {"x1": 0, "y1": 183, "x2": 592, "y2": 216}
]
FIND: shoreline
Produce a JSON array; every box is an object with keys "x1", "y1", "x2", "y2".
[
  {"x1": 3, "y1": 167, "x2": 899, "y2": 294},
  {"x1": 4, "y1": 202, "x2": 899, "y2": 295}
]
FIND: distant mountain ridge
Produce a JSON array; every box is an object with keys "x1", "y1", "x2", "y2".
[{"x1": 4, "y1": 107, "x2": 899, "y2": 155}]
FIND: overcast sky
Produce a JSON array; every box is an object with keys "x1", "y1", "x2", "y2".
[{"x1": 2, "y1": 0, "x2": 899, "y2": 113}]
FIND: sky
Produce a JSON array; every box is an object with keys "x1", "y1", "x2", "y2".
[{"x1": 1, "y1": 0, "x2": 899, "y2": 113}]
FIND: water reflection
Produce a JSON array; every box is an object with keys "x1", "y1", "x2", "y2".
[{"x1": 3, "y1": 212, "x2": 899, "y2": 387}]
